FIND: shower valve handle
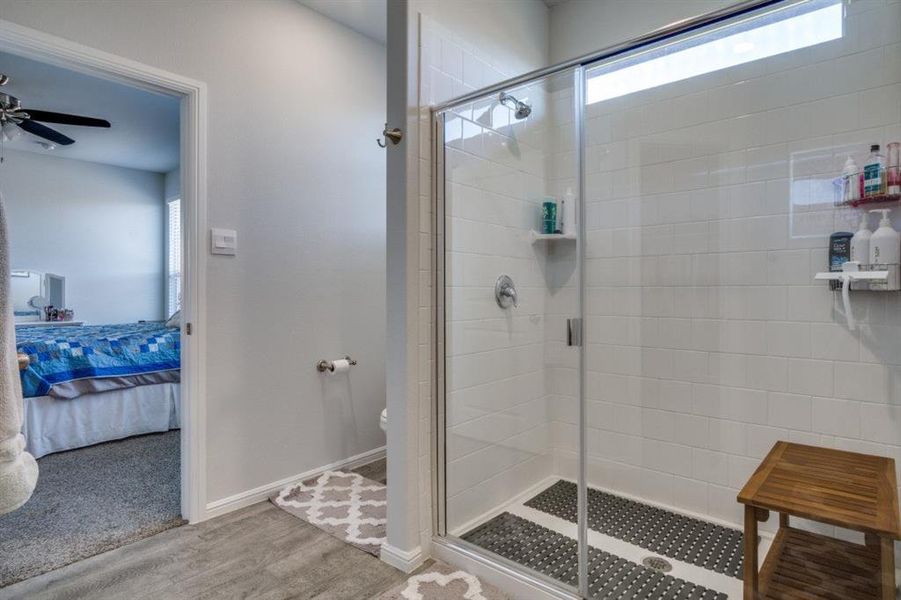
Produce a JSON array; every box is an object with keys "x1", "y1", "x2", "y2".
[
  {"x1": 495, "y1": 275, "x2": 518, "y2": 309},
  {"x1": 501, "y1": 286, "x2": 517, "y2": 307}
]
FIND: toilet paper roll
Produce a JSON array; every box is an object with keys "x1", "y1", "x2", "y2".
[{"x1": 329, "y1": 359, "x2": 351, "y2": 374}]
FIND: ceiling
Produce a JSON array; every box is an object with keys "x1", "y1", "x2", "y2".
[
  {"x1": 0, "y1": 51, "x2": 180, "y2": 173},
  {"x1": 299, "y1": 0, "x2": 387, "y2": 44},
  {"x1": 297, "y1": 0, "x2": 569, "y2": 45}
]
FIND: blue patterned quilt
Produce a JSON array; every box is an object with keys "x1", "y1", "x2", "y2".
[{"x1": 16, "y1": 322, "x2": 180, "y2": 398}]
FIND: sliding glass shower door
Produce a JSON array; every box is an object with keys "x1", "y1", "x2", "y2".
[{"x1": 436, "y1": 66, "x2": 586, "y2": 594}]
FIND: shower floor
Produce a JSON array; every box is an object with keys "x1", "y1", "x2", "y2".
[{"x1": 460, "y1": 479, "x2": 768, "y2": 599}]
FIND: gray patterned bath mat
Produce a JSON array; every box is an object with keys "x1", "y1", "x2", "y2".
[
  {"x1": 270, "y1": 470, "x2": 386, "y2": 555},
  {"x1": 463, "y1": 512, "x2": 726, "y2": 600},
  {"x1": 376, "y1": 560, "x2": 510, "y2": 600},
  {"x1": 524, "y1": 480, "x2": 744, "y2": 578}
]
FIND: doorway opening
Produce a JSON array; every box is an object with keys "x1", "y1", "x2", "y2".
[{"x1": 0, "y1": 21, "x2": 206, "y2": 588}]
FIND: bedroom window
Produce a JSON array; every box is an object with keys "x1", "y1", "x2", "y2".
[{"x1": 167, "y1": 199, "x2": 182, "y2": 317}]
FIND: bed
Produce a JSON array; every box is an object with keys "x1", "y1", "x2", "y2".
[{"x1": 16, "y1": 322, "x2": 181, "y2": 458}]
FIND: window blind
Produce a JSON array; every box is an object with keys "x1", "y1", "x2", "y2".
[{"x1": 167, "y1": 199, "x2": 182, "y2": 317}]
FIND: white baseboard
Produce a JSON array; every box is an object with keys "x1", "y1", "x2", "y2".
[
  {"x1": 380, "y1": 542, "x2": 425, "y2": 573},
  {"x1": 204, "y1": 445, "x2": 386, "y2": 520}
]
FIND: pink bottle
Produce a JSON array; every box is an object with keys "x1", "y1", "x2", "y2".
[{"x1": 888, "y1": 142, "x2": 900, "y2": 195}]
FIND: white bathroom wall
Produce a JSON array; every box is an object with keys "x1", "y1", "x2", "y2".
[
  {"x1": 415, "y1": 0, "x2": 549, "y2": 80},
  {"x1": 4, "y1": 150, "x2": 165, "y2": 324},
  {"x1": 0, "y1": 0, "x2": 387, "y2": 508},
  {"x1": 545, "y1": 0, "x2": 901, "y2": 553}
]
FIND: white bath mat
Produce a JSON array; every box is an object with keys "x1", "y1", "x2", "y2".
[
  {"x1": 377, "y1": 561, "x2": 510, "y2": 600},
  {"x1": 270, "y1": 469, "x2": 386, "y2": 555}
]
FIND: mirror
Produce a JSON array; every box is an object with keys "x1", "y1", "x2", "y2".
[{"x1": 11, "y1": 270, "x2": 65, "y2": 321}]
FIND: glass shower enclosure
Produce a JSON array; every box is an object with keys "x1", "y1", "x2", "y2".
[{"x1": 433, "y1": 0, "x2": 901, "y2": 597}]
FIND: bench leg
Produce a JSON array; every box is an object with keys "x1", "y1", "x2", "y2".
[
  {"x1": 880, "y1": 536, "x2": 895, "y2": 600},
  {"x1": 866, "y1": 534, "x2": 896, "y2": 600},
  {"x1": 744, "y1": 505, "x2": 759, "y2": 600}
]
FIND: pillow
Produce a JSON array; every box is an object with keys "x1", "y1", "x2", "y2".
[{"x1": 165, "y1": 309, "x2": 181, "y2": 329}]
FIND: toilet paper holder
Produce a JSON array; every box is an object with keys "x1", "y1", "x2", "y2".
[{"x1": 316, "y1": 356, "x2": 358, "y2": 373}]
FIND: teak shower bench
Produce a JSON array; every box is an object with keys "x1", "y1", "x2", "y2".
[{"x1": 738, "y1": 441, "x2": 900, "y2": 600}]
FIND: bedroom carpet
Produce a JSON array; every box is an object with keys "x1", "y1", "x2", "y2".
[{"x1": 0, "y1": 431, "x2": 184, "y2": 588}]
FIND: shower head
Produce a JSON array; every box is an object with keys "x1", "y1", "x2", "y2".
[{"x1": 499, "y1": 91, "x2": 531, "y2": 120}]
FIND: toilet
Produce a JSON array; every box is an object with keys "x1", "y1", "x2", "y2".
[{"x1": 379, "y1": 408, "x2": 387, "y2": 433}]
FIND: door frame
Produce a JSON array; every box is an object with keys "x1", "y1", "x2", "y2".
[{"x1": 0, "y1": 19, "x2": 209, "y2": 522}]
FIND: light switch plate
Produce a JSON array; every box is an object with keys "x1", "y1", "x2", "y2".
[{"x1": 211, "y1": 228, "x2": 237, "y2": 255}]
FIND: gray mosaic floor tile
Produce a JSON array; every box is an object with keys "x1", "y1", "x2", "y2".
[
  {"x1": 462, "y1": 512, "x2": 727, "y2": 600},
  {"x1": 524, "y1": 480, "x2": 744, "y2": 579}
]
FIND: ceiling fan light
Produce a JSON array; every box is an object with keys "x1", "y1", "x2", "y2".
[{"x1": 1, "y1": 121, "x2": 21, "y2": 140}]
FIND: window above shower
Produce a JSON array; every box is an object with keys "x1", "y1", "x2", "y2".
[{"x1": 585, "y1": 0, "x2": 844, "y2": 105}]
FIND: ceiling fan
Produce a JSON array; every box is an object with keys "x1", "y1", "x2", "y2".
[{"x1": 0, "y1": 74, "x2": 110, "y2": 147}]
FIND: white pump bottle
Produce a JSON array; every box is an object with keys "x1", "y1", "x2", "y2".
[
  {"x1": 562, "y1": 187, "x2": 576, "y2": 235},
  {"x1": 869, "y1": 208, "x2": 900, "y2": 266},
  {"x1": 850, "y1": 212, "x2": 872, "y2": 265}
]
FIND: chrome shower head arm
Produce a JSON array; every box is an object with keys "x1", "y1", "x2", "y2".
[{"x1": 498, "y1": 91, "x2": 531, "y2": 120}]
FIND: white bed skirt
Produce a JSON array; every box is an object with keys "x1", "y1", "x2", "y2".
[{"x1": 22, "y1": 383, "x2": 181, "y2": 459}]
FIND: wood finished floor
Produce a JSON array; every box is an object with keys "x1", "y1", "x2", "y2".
[
  {"x1": 351, "y1": 458, "x2": 387, "y2": 485},
  {"x1": 0, "y1": 458, "x2": 408, "y2": 600},
  {"x1": 0, "y1": 501, "x2": 408, "y2": 600}
]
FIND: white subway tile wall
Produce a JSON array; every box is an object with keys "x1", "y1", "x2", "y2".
[
  {"x1": 544, "y1": 0, "x2": 901, "y2": 546},
  {"x1": 419, "y1": 17, "x2": 546, "y2": 542},
  {"x1": 443, "y1": 57, "x2": 572, "y2": 532}
]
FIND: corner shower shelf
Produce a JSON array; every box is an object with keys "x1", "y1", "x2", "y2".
[
  {"x1": 529, "y1": 231, "x2": 576, "y2": 244},
  {"x1": 838, "y1": 193, "x2": 901, "y2": 208}
]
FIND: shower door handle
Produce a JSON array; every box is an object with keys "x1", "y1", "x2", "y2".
[{"x1": 567, "y1": 318, "x2": 582, "y2": 347}]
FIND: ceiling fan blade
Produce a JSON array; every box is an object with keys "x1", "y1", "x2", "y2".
[
  {"x1": 17, "y1": 119, "x2": 75, "y2": 146},
  {"x1": 21, "y1": 109, "x2": 110, "y2": 128}
]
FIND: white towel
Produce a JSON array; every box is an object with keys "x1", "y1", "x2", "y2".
[{"x1": 0, "y1": 192, "x2": 37, "y2": 515}]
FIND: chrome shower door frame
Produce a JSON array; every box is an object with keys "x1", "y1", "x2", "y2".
[
  {"x1": 432, "y1": 110, "x2": 446, "y2": 540},
  {"x1": 428, "y1": 2, "x2": 820, "y2": 598},
  {"x1": 430, "y1": 66, "x2": 588, "y2": 598}
]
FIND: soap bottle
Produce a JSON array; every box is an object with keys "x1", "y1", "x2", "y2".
[
  {"x1": 864, "y1": 144, "x2": 886, "y2": 198},
  {"x1": 829, "y1": 231, "x2": 853, "y2": 291},
  {"x1": 542, "y1": 198, "x2": 558, "y2": 234},
  {"x1": 869, "y1": 208, "x2": 900, "y2": 266},
  {"x1": 842, "y1": 156, "x2": 860, "y2": 203},
  {"x1": 561, "y1": 187, "x2": 576, "y2": 235},
  {"x1": 851, "y1": 212, "x2": 872, "y2": 265},
  {"x1": 850, "y1": 212, "x2": 872, "y2": 289}
]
